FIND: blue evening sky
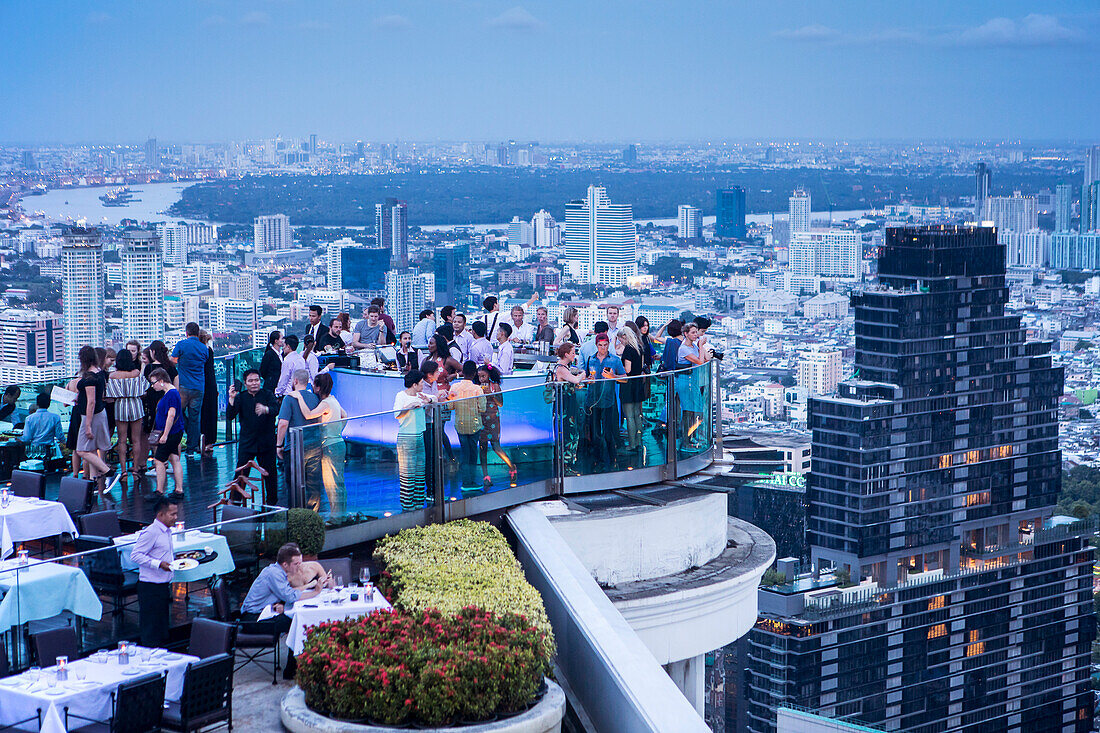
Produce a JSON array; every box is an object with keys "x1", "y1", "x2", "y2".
[{"x1": 2, "y1": 1, "x2": 1098, "y2": 143}]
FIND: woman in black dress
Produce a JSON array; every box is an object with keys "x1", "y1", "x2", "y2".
[
  {"x1": 200, "y1": 331, "x2": 218, "y2": 453},
  {"x1": 618, "y1": 322, "x2": 646, "y2": 452}
]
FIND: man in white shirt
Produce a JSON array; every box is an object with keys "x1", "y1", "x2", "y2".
[
  {"x1": 304, "y1": 305, "x2": 325, "y2": 343},
  {"x1": 605, "y1": 305, "x2": 622, "y2": 343},
  {"x1": 452, "y1": 313, "x2": 474, "y2": 361},
  {"x1": 494, "y1": 323, "x2": 515, "y2": 375},
  {"x1": 131, "y1": 496, "x2": 178, "y2": 647},
  {"x1": 275, "y1": 335, "x2": 307, "y2": 397},
  {"x1": 479, "y1": 296, "x2": 504, "y2": 348},
  {"x1": 506, "y1": 305, "x2": 534, "y2": 345}
]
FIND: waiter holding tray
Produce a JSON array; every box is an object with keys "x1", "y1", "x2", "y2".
[{"x1": 131, "y1": 495, "x2": 180, "y2": 647}]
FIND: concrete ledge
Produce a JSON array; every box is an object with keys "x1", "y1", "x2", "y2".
[{"x1": 280, "y1": 681, "x2": 565, "y2": 733}]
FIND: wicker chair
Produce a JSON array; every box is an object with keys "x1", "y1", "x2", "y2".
[
  {"x1": 65, "y1": 671, "x2": 166, "y2": 733},
  {"x1": 161, "y1": 653, "x2": 234, "y2": 732}
]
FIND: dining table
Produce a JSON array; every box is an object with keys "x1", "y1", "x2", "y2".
[
  {"x1": 285, "y1": 586, "x2": 392, "y2": 656},
  {"x1": 0, "y1": 645, "x2": 198, "y2": 733},
  {"x1": 112, "y1": 528, "x2": 236, "y2": 584},
  {"x1": 0, "y1": 558, "x2": 102, "y2": 632},
  {"x1": 0, "y1": 496, "x2": 78, "y2": 559}
]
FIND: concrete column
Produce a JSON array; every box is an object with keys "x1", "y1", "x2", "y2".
[{"x1": 664, "y1": 654, "x2": 705, "y2": 716}]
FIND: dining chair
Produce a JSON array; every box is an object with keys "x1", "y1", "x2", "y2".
[
  {"x1": 9, "y1": 469, "x2": 45, "y2": 499},
  {"x1": 188, "y1": 618, "x2": 236, "y2": 660},
  {"x1": 75, "y1": 536, "x2": 140, "y2": 625},
  {"x1": 64, "y1": 671, "x2": 166, "y2": 733},
  {"x1": 0, "y1": 710, "x2": 41, "y2": 732},
  {"x1": 209, "y1": 577, "x2": 281, "y2": 685},
  {"x1": 31, "y1": 626, "x2": 79, "y2": 667},
  {"x1": 79, "y1": 510, "x2": 124, "y2": 539},
  {"x1": 57, "y1": 477, "x2": 96, "y2": 522},
  {"x1": 317, "y1": 556, "x2": 352, "y2": 586},
  {"x1": 161, "y1": 653, "x2": 234, "y2": 732}
]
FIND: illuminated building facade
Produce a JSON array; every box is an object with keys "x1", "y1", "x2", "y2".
[{"x1": 741, "y1": 226, "x2": 1094, "y2": 733}]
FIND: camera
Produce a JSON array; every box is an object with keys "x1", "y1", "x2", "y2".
[{"x1": 711, "y1": 351, "x2": 725, "y2": 361}]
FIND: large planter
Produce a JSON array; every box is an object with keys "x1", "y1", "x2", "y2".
[{"x1": 281, "y1": 679, "x2": 565, "y2": 733}]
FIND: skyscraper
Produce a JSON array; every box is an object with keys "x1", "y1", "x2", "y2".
[
  {"x1": 1082, "y1": 182, "x2": 1100, "y2": 234},
  {"x1": 253, "y1": 214, "x2": 292, "y2": 253},
  {"x1": 622, "y1": 144, "x2": 638, "y2": 165},
  {"x1": 1055, "y1": 183, "x2": 1073, "y2": 232},
  {"x1": 120, "y1": 230, "x2": 164, "y2": 344},
  {"x1": 0, "y1": 309, "x2": 63, "y2": 370},
  {"x1": 21, "y1": 150, "x2": 35, "y2": 171},
  {"x1": 375, "y1": 197, "x2": 409, "y2": 266},
  {"x1": 743, "y1": 225, "x2": 1093, "y2": 733},
  {"x1": 1084, "y1": 145, "x2": 1100, "y2": 188},
  {"x1": 326, "y1": 238, "x2": 358, "y2": 290},
  {"x1": 144, "y1": 138, "x2": 159, "y2": 168},
  {"x1": 564, "y1": 185, "x2": 637, "y2": 286},
  {"x1": 974, "y1": 162, "x2": 992, "y2": 219},
  {"x1": 716, "y1": 187, "x2": 747, "y2": 239},
  {"x1": 310, "y1": 133, "x2": 318, "y2": 156},
  {"x1": 385, "y1": 268, "x2": 432, "y2": 333},
  {"x1": 433, "y1": 241, "x2": 471, "y2": 309},
  {"x1": 530, "y1": 210, "x2": 561, "y2": 249},
  {"x1": 788, "y1": 230, "x2": 861, "y2": 279},
  {"x1": 156, "y1": 223, "x2": 188, "y2": 267},
  {"x1": 61, "y1": 228, "x2": 104, "y2": 373},
  {"x1": 984, "y1": 191, "x2": 1038, "y2": 233},
  {"x1": 507, "y1": 216, "x2": 533, "y2": 248},
  {"x1": 788, "y1": 189, "x2": 810, "y2": 236},
  {"x1": 678, "y1": 205, "x2": 702, "y2": 240}
]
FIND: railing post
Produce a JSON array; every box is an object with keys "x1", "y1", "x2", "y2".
[
  {"x1": 553, "y1": 382, "x2": 565, "y2": 497},
  {"x1": 711, "y1": 360, "x2": 722, "y2": 459},
  {"x1": 665, "y1": 371, "x2": 678, "y2": 480},
  {"x1": 430, "y1": 403, "x2": 446, "y2": 524},
  {"x1": 286, "y1": 426, "x2": 305, "y2": 508}
]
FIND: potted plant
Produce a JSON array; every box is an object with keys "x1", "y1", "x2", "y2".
[{"x1": 287, "y1": 507, "x2": 326, "y2": 559}]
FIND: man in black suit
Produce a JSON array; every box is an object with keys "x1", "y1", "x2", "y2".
[
  {"x1": 259, "y1": 331, "x2": 283, "y2": 394},
  {"x1": 304, "y1": 305, "x2": 325, "y2": 343},
  {"x1": 228, "y1": 368, "x2": 279, "y2": 505}
]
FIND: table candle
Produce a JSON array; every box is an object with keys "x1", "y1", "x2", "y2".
[
  {"x1": 16, "y1": 550, "x2": 28, "y2": 566},
  {"x1": 56, "y1": 657, "x2": 68, "y2": 681},
  {"x1": 0, "y1": 488, "x2": 9, "y2": 508}
]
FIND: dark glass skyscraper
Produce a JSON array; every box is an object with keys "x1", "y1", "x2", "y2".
[
  {"x1": 742, "y1": 226, "x2": 1094, "y2": 733},
  {"x1": 716, "y1": 187, "x2": 747, "y2": 239},
  {"x1": 375, "y1": 197, "x2": 409, "y2": 267},
  {"x1": 433, "y1": 241, "x2": 471, "y2": 309},
  {"x1": 975, "y1": 163, "x2": 992, "y2": 219}
]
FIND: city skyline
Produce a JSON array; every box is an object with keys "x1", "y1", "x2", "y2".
[{"x1": 2, "y1": 2, "x2": 1099, "y2": 143}]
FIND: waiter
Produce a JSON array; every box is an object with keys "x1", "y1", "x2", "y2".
[
  {"x1": 130, "y1": 496, "x2": 179, "y2": 647},
  {"x1": 304, "y1": 305, "x2": 325, "y2": 342}
]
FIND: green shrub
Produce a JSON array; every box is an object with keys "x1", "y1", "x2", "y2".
[
  {"x1": 373, "y1": 520, "x2": 554, "y2": 660},
  {"x1": 297, "y1": 607, "x2": 550, "y2": 726},
  {"x1": 287, "y1": 507, "x2": 325, "y2": 557}
]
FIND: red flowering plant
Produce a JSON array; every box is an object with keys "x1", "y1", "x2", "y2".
[{"x1": 296, "y1": 607, "x2": 551, "y2": 726}]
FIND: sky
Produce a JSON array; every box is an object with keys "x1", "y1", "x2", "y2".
[{"x1": 2, "y1": 1, "x2": 1099, "y2": 144}]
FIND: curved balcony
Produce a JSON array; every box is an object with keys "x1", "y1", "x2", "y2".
[{"x1": 284, "y1": 361, "x2": 718, "y2": 547}]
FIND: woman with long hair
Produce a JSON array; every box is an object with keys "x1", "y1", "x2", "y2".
[
  {"x1": 675, "y1": 322, "x2": 711, "y2": 451},
  {"x1": 141, "y1": 342, "x2": 178, "y2": 472},
  {"x1": 290, "y1": 372, "x2": 348, "y2": 515},
  {"x1": 200, "y1": 330, "x2": 218, "y2": 454},
  {"x1": 553, "y1": 342, "x2": 586, "y2": 467},
  {"x1": 635, "y1": 316, "x2": 656, "y2": 371},
  {"x1": 75, "y1": 345, "x2": 113, "y2": 493},
  {"x1": 426, "y1": 333, "x2": 462, "y2": 376},
  {"x1": 107, "y1": 348, "x2": 147, "y2": 481},
  {"x1": 618, "y1": 322, "x2": 645, "y2": 451},
  {"x1": 476, "y1": 364, "x2": 515, "y2": 487},
  {"x1": 554, "y1": 307, "x2": 581, "y2": 346}
]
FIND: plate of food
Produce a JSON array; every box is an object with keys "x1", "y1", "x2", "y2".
[{"x1": 169, "y1": 558, "x2": 199, "y2": 572}]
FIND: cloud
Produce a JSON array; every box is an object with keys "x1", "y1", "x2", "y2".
[
  {"x1": 202, "y1": 15, "x2": 228, "y2": 28},
  {"x1": 774, "y1": 24, "x2": 839, "y2": 42},
  {"x1": 240, "y1": 11, "x2": 272, "y2": 27},
  {"x1": 298, "y1": 20, "x2": 331, "y2": 31},
  {"x1": 487, "y1": 6, "x2": 544, "y2": 31},
  {"x1": 956, "y1": 14, "x2": 1080, "y2": 47},
  {"x1": 775, "y1": 14, "x2": 1083, "y2": 48},
  {"x1": 86, "y1": 11, "x2": 111, "y2": 25},
  {"x1": 374, "y1": 14, "x2": 412, "y2": 30}
]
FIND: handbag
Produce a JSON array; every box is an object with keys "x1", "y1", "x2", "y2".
[{"x1": 147, "y1": 429, "x2": 163, "y2": 446}]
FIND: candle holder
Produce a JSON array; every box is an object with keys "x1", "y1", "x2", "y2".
[
  {"x1": 1, "y1": 488, "x2": 9, "y2": 508},
  {"x1": 56, "y1": 657, "x2": 68, "y2": 681},
  {"x1": 118, "y1": 641, "x2": 130, "y2": 665},
  {"x1": 16, "y1": 550, "x2": 28, "y2": 566}
]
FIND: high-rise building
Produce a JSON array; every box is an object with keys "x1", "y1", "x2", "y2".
[
  {"x1": 325, "y1": 238, "x2": 358, "y2": 291},
  {"x1": 796, "y1": 348, "x2": 842, "y2": 396},
  {"x1": 1081, "y1": 182, "x2": 1100, "y2": 233},
  {"x1": 716, "y1": 187, "x2": 747, "y2": 239},
  {"x1": 253, "y1": 214, "x2": 292, "y2": 253},
  {"x1": 507, "y1": 216, "x2": 533, "y2": 248},
  {"x1": 1000, "y1": 230, "x2": 1050, "y2": 268},
  {"x1": 984, "y1": 192, "x2": 1038, "y2": 233},
  {"x1": 1051, "y1": 232, "x2": 1100, "y2": 270},
  {"x1": 339, "y1": 247, "x2": 390, "y2": 295},
  {"x1": 974, "y1": 162, "x2": 992, "y2": 219},
  {"x1": 184, "y1": 222, "x2": 216, "y2": 246},
  {"x1": 1084, "y1": 145, "x2": 1100, "y2": 188},
  {"x1": 433, "y1": 241, "x2": 471, "y2": 309},
  {"x1": 0, "y1": 309, "x2": 63, "y2": 370},
  {"x1": 208, "y1": 298, "x2": 257, "y2": 333},
  {"x1": 385, "y1": 268, "x2": 432, "y2": 333},
  {"x1": 120, "y1": 230, "x2": 165, "y2": 344},
  {"x1": 21, "y1": 150, "x2": 35, "y2": 171},
  {"x1": 564, "y1": 185, "x2": 637, "y2": 286},
  {"x1": 310, "y1": 133, "x2": 318, "y2": 156},
  {"x1": 144, "y1": 138, "x2": 159, "y2": 168},
  {"x1": 1055, "y1": 183, "x2": 1073, "y2": 232},
  {"x1": 622, "y1": 144, "x2": 638, "y2": 165},
  {"x1": 530, "y1": 210, "x2": 561, "y2": 249},
  {"x1": 788, "y1": 230, "x2": 861, "y2": 279},
  {"x1": 743, "y1": 225, "x2": 1093, "y2": 733},
  {"x1": 163, "y1": 266, "x2": 199, "y2": 295},
  {"x1": 156, "y1": 223, "x2": 188, "y2": 267},
  {"x1": 61, "y1": 227, "x2": 105, "y2": 373},
  {"x1": 788, "y1": 189, "x2": 811, "y2": 235},
  {"x1": 678, "y1": 205, "x2": 702, "y2": 240},
  {"x1": 375, "y1": 198, "x2": 409, "y2": 266}
]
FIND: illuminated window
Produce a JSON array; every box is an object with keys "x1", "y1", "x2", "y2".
[
  {"x1": 928, "y1": 624, "x2": 947, "y2": 639},
  {"x1": 928, "y1": 595, "x2": 945, "y2": 610},
  {"x1": 965, "y1": 450, "x2": 980, "y2": 465},
  {"x1": 966, "y1": 492, "x2": 990, "y2": 507},
  {"x1": 965, "y1": 630, "x2": 984, "y2": 657},
  {"x1": 938, "y1": 455, "x2": 951, "y2": 469}
]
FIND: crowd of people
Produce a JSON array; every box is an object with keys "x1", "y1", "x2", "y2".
[{"x1": 3, "y1": 294, "x2": 713, "y2": 516}]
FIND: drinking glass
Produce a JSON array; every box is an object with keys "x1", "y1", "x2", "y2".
[
  {"x1": 46, "y1": 671, "x2": 57, "y2": 689},
  {"x1": 335, "y1": 575, "x2": 344, "y2": 589},
  {"x1": 359, "y1": 568, "x2": 370, "y2": 585},
  {"x1": 75, "y1": 668, "x2": 86, "y2": 682},
  {"x1": 27, "y1": 667, "x2": 40, "y2": 683}
]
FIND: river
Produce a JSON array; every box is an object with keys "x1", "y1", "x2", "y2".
[{"x1": 22, "y1": 182, "x2": 872, "y2": 231}]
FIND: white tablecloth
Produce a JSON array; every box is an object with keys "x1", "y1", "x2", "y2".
[
  {"x1": 285, "y1": 588, "x2": 391, "y2": 655},
  {"x1": 0, "y1": 560, "x2": 102, "y2": 631},
  {"x1": 0, "y1": 497, "x2": 78, "y2": 559},
  {"x1": 0, "y1": 647, "x2": 198, "y2": 733},
  {"x1": 113, "y1": 530, "x2": 236, "y2": 583}
]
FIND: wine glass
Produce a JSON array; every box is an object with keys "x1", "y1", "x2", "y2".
[
  {"x1": 75, "y1": 668, "x2": 86, "y2": 683},
  {"x1": 359, "y1": 568, "x2": 370, "y2": 585}
]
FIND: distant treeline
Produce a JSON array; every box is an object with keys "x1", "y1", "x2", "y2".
[{"x1": 169, "y1": 167, "x2": 1076, "y2": 226}]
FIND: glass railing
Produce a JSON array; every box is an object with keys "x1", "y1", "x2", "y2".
[
  {"x1": 0, "y1": 505, "x2": 287, "y2": 671},
  {"x1": 287, "y1": 361, "x2": 716, "y2": 527},
  {"x1": 211, "y1": 346, "x2": 266, "y2": 443}
]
